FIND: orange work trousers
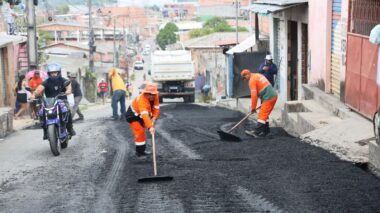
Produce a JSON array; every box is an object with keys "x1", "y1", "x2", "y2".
[
  {"x1": 258, "y1": 96, "x2": 278, "y2": 123},
  {"x1": 129, "y1": 121, "x2": 146, "y2": 146}
]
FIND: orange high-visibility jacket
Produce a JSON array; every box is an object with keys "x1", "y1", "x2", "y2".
[
  {"x1": 131, "y1": 93, "x2": 160, "y2": 129},
  {"x1": 248, "y1": 73, "x2": 277, "y2": 110}
]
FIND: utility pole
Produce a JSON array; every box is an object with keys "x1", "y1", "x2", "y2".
[
  {"x1": 249, "y1": 0, "x2": 252, "y2": 34},
  {"x1": 88, "y1": 0, "x2": 95, "y2": 72},
  {"x1": 26, "y1": 0, "x2": 38, "y2": 70},
  {"x1": 113, "y1": 17, "x2": 116, "y2": 67},
  {"x1": 235, "y1": 0, "x2": 239, "y2": 44}
]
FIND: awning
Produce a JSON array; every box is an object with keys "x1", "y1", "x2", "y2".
[
  {"x1": 226, "y1": 35, "x2": 256, "y2": 55},
  {"x1": 242, "y1": 0, "x2": 308, "y2": 14}
]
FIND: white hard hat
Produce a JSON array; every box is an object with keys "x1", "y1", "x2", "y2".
[{"x1": 265, "y1": 55, "x2": 273, "y2": 60}]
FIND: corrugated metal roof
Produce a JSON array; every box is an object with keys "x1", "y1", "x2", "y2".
[
  {"x1": 226, "y1": 34, "x2": 256, "y2": 54},
  {"x1": 243, "y1": 1, "x2": 307, "y2": 14},
  {"x1": 255, "y1": 0, "x2": 308, "y2": 6},
  {"x1": 0, "y1": 35, "x2": 27, "y2": 48}
]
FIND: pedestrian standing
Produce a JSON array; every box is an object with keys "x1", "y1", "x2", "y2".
[
  {"x1": 258, "y1": 55, "x2": 278, "y2": 87},
  {"x1": 28, "y1": 71, "x2": 43, "y2": 120},
  {"x1": 126, "y1": 82, "x2": 160, "y2": 157},
  {"x1": 195, "y1": 72, "x2": 206, "y2": 102},
  {"x1": 68, "y1": 72, "x2": 84, "y2": 121},
  {"x1": 240, "y1": 69, "x2": 278, "y2": 137},
  {"x1": 97, "y1": 79, "x2": 108, "y2": 105},
  {"x1": 108, "y1": 67, "x2": 126, "y2": 120},
  {"x1": 5, "y1": 3, "x2": 17, "y2": 35}
]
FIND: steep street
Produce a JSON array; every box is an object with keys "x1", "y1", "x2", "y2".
[{"x1": 1, "y1": 103, "x2": 380, "y2": 212}]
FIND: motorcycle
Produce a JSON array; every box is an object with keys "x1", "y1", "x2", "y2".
[{"x1": 39, "y1": 90, "x2": 72, "y2": 156}]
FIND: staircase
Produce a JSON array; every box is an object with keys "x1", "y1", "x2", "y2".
[{"x1": 18, "y1": 43, "x2": 28, "y2": 72}]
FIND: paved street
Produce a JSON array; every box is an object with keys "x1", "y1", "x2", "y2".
[{"x1": 1, "y1": 103, "x2": 380, "y2": 212}]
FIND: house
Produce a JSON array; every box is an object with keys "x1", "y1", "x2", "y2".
[
  {"x1": 246, "y1": 0, "x2": 309, "y2": 102},
  {"x1": 0, "y1": 35, "x2": 27, "y2": 137},
  {"x1": 183, "y1": 32, "x2": 251, "y2": 99}
]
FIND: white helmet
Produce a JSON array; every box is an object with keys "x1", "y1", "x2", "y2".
[{"x1": 265, "y1": 55, "x2": 273, "y2": 60}]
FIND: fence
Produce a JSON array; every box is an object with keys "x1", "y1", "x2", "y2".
[{"x1": 345, "y1": 33, "x2": 379, "y2": 118}]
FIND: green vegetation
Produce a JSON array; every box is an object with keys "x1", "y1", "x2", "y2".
[
  {"x1": 56, "y1": 4, "x2": 69, "y2": 15},
  {"x1": 155, "y1": 22, "x2": 179, "y2": 50},
  {"x1": 189, "y1": 17, "x2": 248, "y2": 39}
]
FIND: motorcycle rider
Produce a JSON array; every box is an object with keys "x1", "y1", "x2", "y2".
[{"x1": 32, "y1": 63, "x2": 76, "y2": 140}]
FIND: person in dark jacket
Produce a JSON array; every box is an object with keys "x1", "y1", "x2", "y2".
[
  {"x1": 68, "y1": 72, "x2": 84, "y2": 121},
  {"x1": 258, "y1": 54, "x2": 278, "y2": 87},
  {"x1": 32, "y1": 63, "x2": 76, "y2": 139}
]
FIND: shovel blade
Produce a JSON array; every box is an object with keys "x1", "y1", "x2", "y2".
[
  {"x1": 138, "y1": 176, "x2": 174, "y2": 183},
  {"x1": 217, "y1": 130, "x2": 242, "y2": 142}
]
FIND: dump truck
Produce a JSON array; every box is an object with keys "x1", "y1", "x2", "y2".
[{"x1": 150, "y1": 50, "x2": 195, "y2": 103}]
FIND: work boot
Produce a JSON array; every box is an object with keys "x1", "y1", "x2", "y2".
[
  {"x1": 68, "y1": 127, "x2": 76, "y2": 136},
  {"x1": 254, "y1": 122, "x2": 269, "y2": 137},
  {"x1": 43, "y1": 128, "x2": 48, "y2": 140},
  {"x1": 266, "y1": 121, "x2": 270, "y2": 134},
  {"x1": 135, "y1": 151, "x2": 151, "y2": 157}
]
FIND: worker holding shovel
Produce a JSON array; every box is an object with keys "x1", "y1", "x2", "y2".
[
  {"x1": 241, "y1": 69, "x2": 278, "y2": 137},
  {"x1": 126, "y1": 82, "x2": 160, "y2": 157}
]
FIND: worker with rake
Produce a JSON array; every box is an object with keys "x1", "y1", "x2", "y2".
[
  {"x1": 241, "y1": 69, "x2": 278, "y2": 137},
  {"x1": 126, "y1": 82, "x2": 160, "y2": 157}
]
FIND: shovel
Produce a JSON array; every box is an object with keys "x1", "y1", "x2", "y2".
[
  {"x1": 138, "y1": 133, "x2": 173, "y2": 183},
  {"x1": 217, "y1": 106, "x2": 261, "y2": 142}
]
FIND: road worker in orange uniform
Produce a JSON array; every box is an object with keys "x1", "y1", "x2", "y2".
[
  {"x1": 125, "y1": 82, "x2": 160, "y2": 157},
  {"x1": 241, "y1": 69, "x2": 278, "y2": 137}
]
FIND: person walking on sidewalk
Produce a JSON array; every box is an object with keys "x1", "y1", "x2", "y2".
[
  {"x1": 108, "y1": 67, "x2": 126, "y2": 120},
  {"x1": 13, "y1": 75, "x2": 29, "y2": 119},
  {"x1": 258, "y1": 54, "x2": 278, "y2": 87},
  {"x1": 125, "y1": 82, "x2": 160, "y2": 157},
  {"x1": 97, "y1": 79, "x2": 108, "y2": 105},
  {"x1": 240, "y1": 69, "x2": 278, "y2": 137},
  {"x1": 68, "y1": 72, "x2": 84, "y2": 121}
]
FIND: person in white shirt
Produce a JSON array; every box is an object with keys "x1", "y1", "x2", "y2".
[{"x1": 6, "y1": 3, "x2": 17, "y2": 35}]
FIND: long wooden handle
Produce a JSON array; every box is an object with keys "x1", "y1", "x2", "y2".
[
  {"x1": 227, "y1": 106, "x2": 261, "y2": 133},
  {"x1": 227, "y1": 112, "x2": 252, "y2": 133},
  {"x1": 152, "y1": 133, "x2": 157, "y2": 176}
]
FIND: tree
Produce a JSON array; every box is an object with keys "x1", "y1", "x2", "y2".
[
  {"x1": 204, "y1": 17, "x2": 228, "y2": 29},
  {"x1": 56, "y1": 4, "x2": 69, "y2": 15},
  {"x1": 155, "y1": 22, "x2": 178, "y2": 50}
]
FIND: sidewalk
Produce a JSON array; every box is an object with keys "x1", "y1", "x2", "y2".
[{"x1": 215, "y1": 85, "x2": 376, "y2": 167}]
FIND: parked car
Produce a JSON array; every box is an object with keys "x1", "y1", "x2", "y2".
[{"x1": 134, "y1": 60, "x2": 144, "y2": 70}]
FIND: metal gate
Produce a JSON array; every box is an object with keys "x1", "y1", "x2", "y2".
[{"x1": 330, "y1": 0, "x2": 342, "y2": 97}]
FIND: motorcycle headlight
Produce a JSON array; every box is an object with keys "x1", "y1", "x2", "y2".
[{"x1": 46, "y1": 108, "x2": 56, "y2": 119}]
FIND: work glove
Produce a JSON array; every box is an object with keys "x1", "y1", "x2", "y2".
[{"x1": 149, "y1": 127, "x2": 155, "y2": 135}]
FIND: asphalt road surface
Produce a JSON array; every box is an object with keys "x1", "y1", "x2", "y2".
[{"x1": 1, "y1": 103, "x2": 380, "y2": 212}]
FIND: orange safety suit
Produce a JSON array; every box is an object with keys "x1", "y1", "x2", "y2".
[
  {"x1": 126, "y1": 93, "x2": 160, "y2": 147},
  {"x1": 248, "y1": 73, "x2": 278, "y2": 123}
]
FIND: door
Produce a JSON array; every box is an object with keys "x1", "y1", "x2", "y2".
[
  {"x1": 330, "y1": 0, "x2": 342, "y2": 97},
  {"x1": 273, "y1": 18, "x2": 281, "y2": 89},
  {"x1": 287, "y1": 21, "x2": 298, "y2": 101},
  {"x1": 301, "y1": 23, "x2": 308, "y2": 84}
]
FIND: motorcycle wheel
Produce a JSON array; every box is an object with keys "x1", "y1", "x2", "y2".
[{"x1": 48, "y1": 125, "x2": 61, "y2": 156}]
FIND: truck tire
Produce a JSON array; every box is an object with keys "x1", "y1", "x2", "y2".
[
  {"x1": 159, "y1": 97, "x2": 163, "y2": 103},
  {"x1": 189, "y1": 95, "x2": 195, "y2": 103}
]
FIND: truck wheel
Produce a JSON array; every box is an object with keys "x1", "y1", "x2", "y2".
[
  {"x1": 159, "y1": 97, "x2": 163, "y2": 103},
  {"x1": 189, "y1": 96, "x2": 195, "y2": 103}
]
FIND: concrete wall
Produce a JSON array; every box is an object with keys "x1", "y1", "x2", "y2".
[
  {"x1": 308, "y1": 0, "x2": 331, "y2": 91},
  {"x1": 270, "y1": 5, "x2": 308, "y2": 102}
]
